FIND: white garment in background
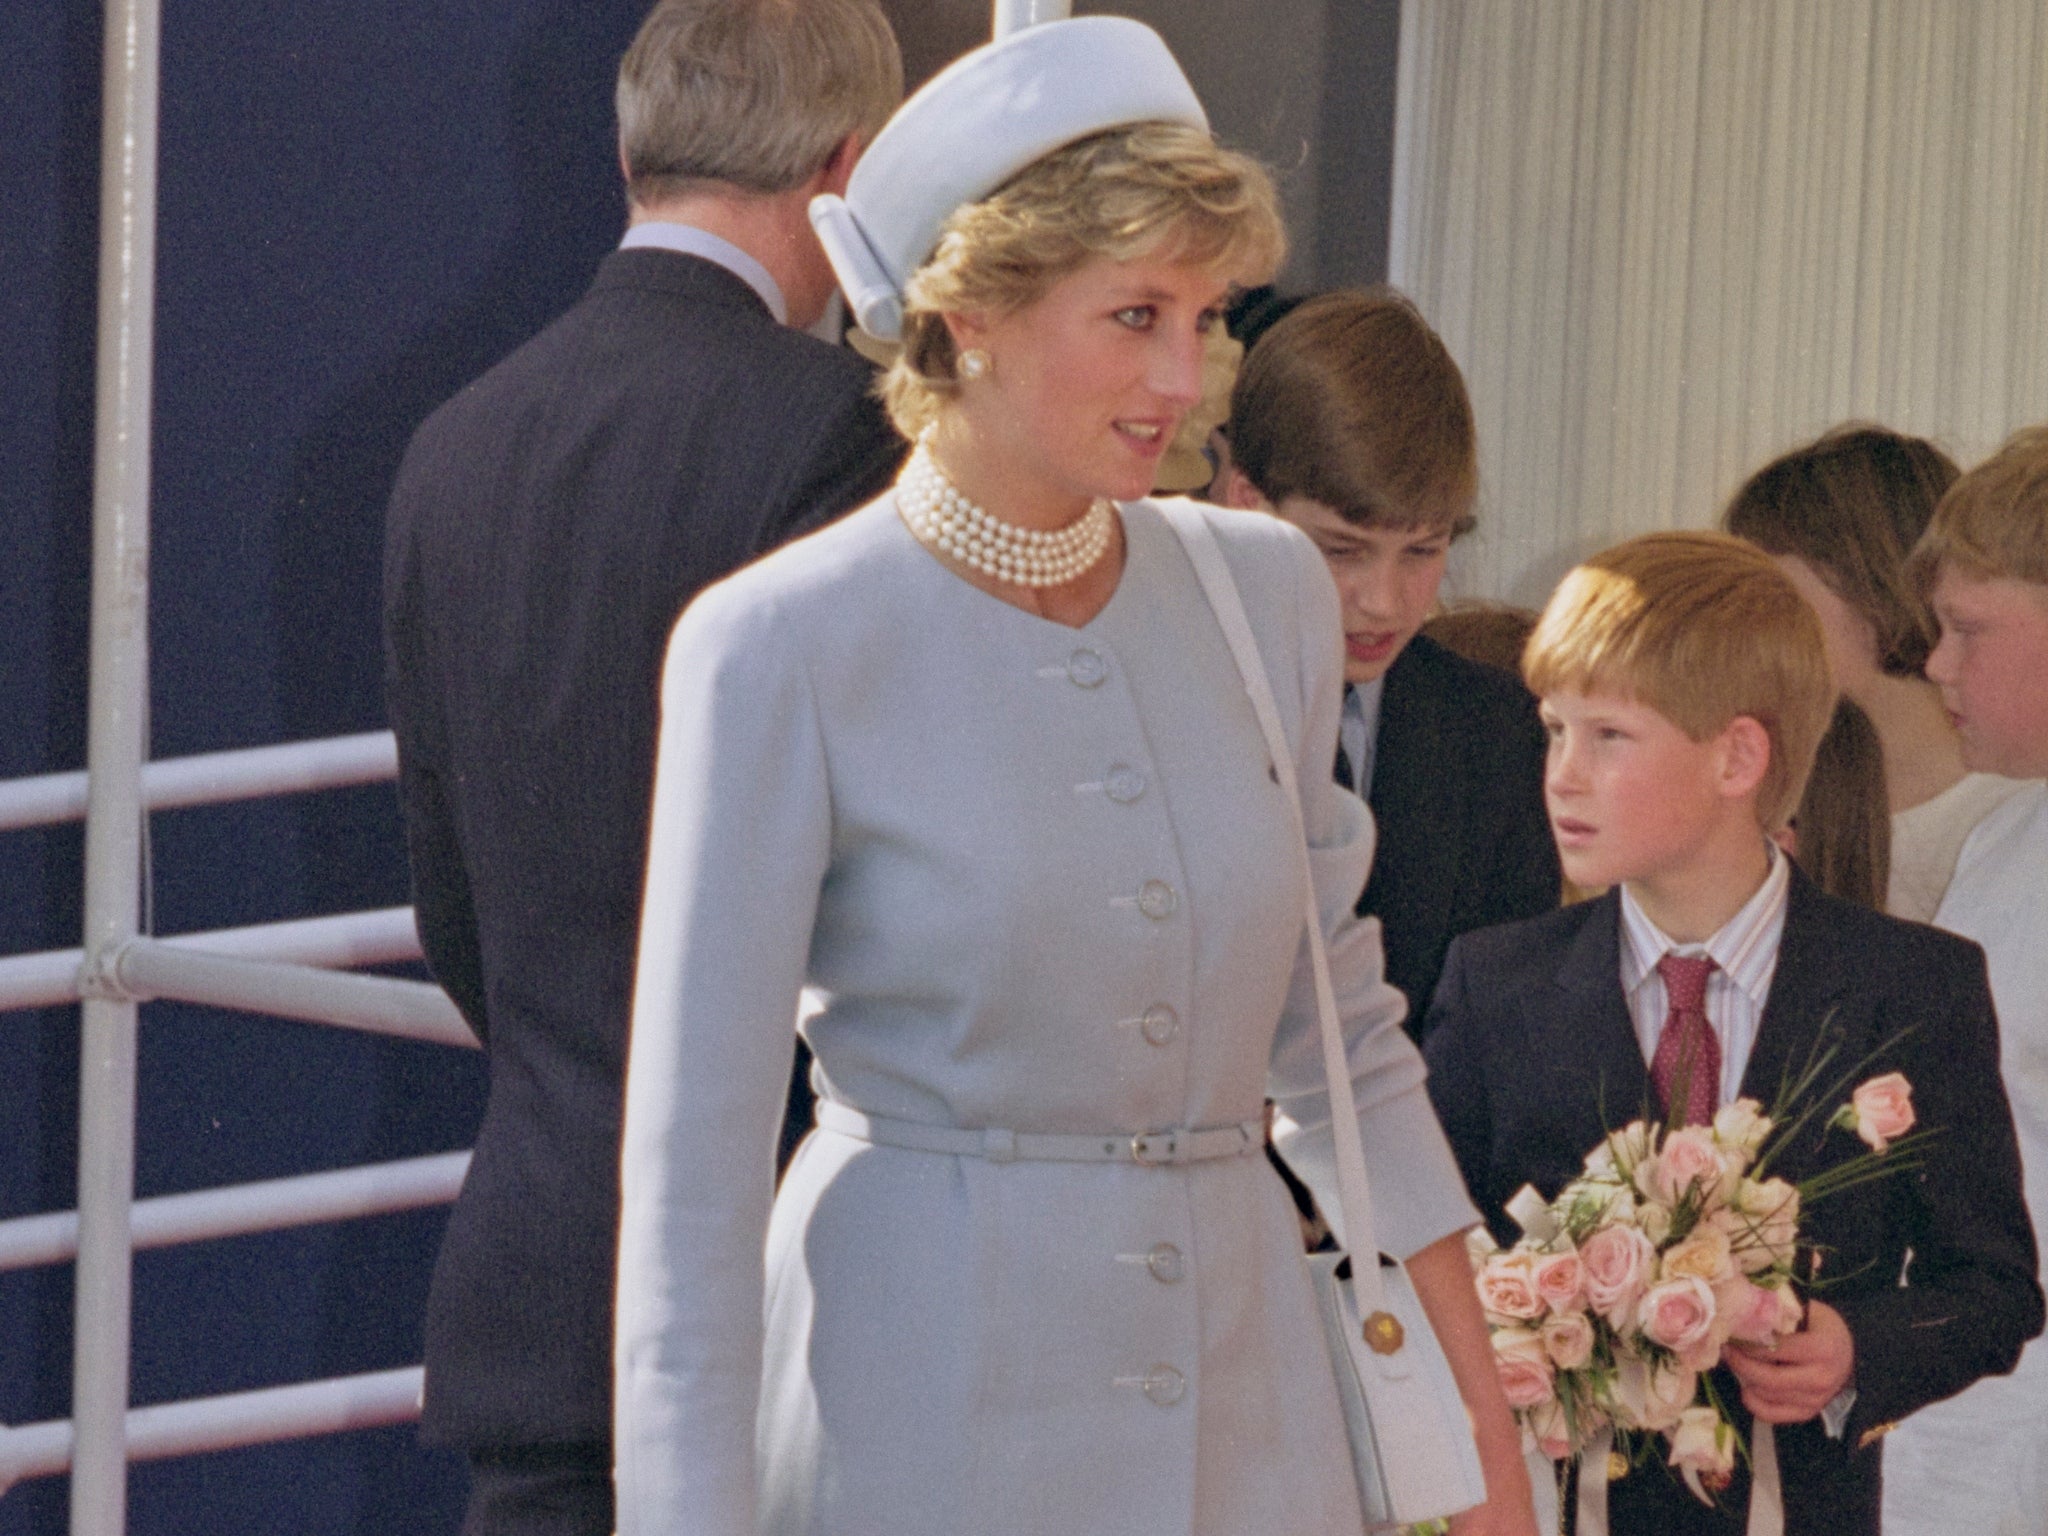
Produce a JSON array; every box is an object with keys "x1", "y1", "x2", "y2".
[
  {"x1": 1886, "y1": 771, "x2": 2030, "y2": 923},
  {"x1": 1883, "y1": 782, "x2": 2048, "y2": 1536}
]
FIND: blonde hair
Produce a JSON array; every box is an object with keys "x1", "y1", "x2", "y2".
[
  {"x1": 617, "y1": 0, "x2": 902, "y2": 203},
  {"x1": 1228, "y1": 287, "x2": 1478, "y2": 536},
  {"x1": 1523, "y1": 531, "x2": 1834, "y2": 830},
  {"x1": 882, "y1": 122, "x2": 1285, "y2": 438},
  {"x1": 1911, "y1": 423, "x2": 2048, "y2": 588}
]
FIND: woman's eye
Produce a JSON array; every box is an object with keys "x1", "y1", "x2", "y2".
[
  {"x1": 1195, "y1": 307, "x2": 1223, "y2": 334},
  {"x1": 1114, "y1": 305, "x2": 1155, "y2": 330}
]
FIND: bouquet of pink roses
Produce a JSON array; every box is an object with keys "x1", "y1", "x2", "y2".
[{"x1": 1471, "y1": 1071, "x2": 1920, "y2": 1505}]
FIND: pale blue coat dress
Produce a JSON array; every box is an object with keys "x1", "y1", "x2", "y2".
[{"x1": 614, "y1": 494, "x2": 1481, "y2": 1536}]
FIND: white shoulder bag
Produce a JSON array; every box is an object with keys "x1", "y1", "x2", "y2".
[{"x1": 1165, "y1": 502, "x2": 1489, "y2": 1532}]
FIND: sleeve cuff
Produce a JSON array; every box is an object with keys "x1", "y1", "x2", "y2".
[{"x1": 1821, "y1": 1386, "x2": 1857, "y2": 1439}]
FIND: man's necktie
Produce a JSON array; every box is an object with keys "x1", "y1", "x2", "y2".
[{"x1": 1651, "y1": 953, "x2": 1720, "y2": 1127}]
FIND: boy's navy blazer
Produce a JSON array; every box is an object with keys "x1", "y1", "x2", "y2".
[
  {"x1": 384, "y1": 248, "x2": 902, "y2": 1452},
  {"x1": 1424, "y1": 871, "x2": 2043, "y2": 1535},
  {"x1": 1360, "y1": 634, "x2": 1558, "y2": 1035}
]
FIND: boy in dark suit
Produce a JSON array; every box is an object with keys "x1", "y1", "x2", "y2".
[
  {"x1": 1423, "y1": 531, "x2": 2041, "y2": 1534},
  {"x1": 1217, "y1": 289, "x2": 1557, "y2": 1034}
]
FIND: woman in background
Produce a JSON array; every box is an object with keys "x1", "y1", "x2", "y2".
[
  {"x1": 612, "y1": 19, "x2": 1534, "y2": 1536},
  {"x1": 1724, "y1": 424, "x2": 2027, "y2": 920}
]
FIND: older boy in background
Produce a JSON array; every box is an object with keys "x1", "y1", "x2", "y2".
[
  {"x1": 1423, "y1": 532, "x2": 2040, "y2": 1534},
  {"x1": 1882, "y1": 425, "x2": 2048, "y2": 1536},
  {"x1": 1218, "y1": 289, "x2": 1557, "y2": 1034}
]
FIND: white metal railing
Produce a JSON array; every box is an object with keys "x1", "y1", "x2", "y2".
[
  {"x1": 0, "y1": 906, "x2": 425, "y2": 1016},
  {"x1": 1, "y1": 731, "x2": 476, "y2": 1513},
  {"x1": 0, "y1": 1369, "x2": 427, "y2": 1496},
  {"x1": 0, "y1": 1153, "x2": 471, "y2": 1274},
  {"x1": 0, "y1": 732, "x2": 397, "y2": 833}
]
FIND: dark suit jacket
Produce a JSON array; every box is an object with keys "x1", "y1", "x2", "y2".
[
  {"x1": 1360, "y1": 634, "x2": 1557, "y2": 1037},
  {"x1": 382, "y1": 248, "x2": 903, "y2": 1449},
  {"x1": 1423, "y1": 873, "x2": 2043, "y2": 1535}
]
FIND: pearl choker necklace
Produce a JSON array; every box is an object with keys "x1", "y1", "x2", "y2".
[{"x1": 897, "y1": 439, "x2": 1116, "y2": 589}]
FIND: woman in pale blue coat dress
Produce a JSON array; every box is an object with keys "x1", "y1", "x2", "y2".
[{"x1": 614, "y1": 20, "x2": 1536, "y2": 1536}]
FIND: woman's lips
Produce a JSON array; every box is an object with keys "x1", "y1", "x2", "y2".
[{"x1": 1552, "y1": 816, "x2": 1596, "y2": 845}]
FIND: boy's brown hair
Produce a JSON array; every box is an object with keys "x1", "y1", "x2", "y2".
[
  {"x1": 1722, "y1": 425, "x2": 1958, "y2": 676},
  {"x1": 1226, "y1": 287, "x2": 1477, "y2": 535},
  {"x1": 1523, "y1": 531, "x2": 1834, "y2": 830},
  {"x1": 1910, "y1": 423, "x2": 2048, "y2": 588}
]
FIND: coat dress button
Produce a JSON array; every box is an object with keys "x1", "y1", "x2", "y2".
[
  {"x1": 1146, "y1": 1243, "x2": 1185, "y2": 1283},
  {"x1": 1103, "y1": 764, "x2": 1146, "y2": 803},
  {"x1": 1137, "y1": 880, "x2": 1178, "y2": 920},
  {"x1": 1142, "y1": 1366, "x2": 1186, "y2": 1406},
  {"x1": 1139, "y1": 1004, "x2": 1179, "y2": 1046},
  {"x1": 1066, "y1": 647, "x2": 1108, "y2": 687}
]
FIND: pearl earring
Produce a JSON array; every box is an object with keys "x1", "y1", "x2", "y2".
[{"x1": 958, "y1": 348, "x2": 991, "y2": 381}]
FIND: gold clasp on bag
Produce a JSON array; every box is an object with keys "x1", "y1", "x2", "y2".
[{"x1": 1361, "y1": 1310, "x2": 1404, "y2": 1354}]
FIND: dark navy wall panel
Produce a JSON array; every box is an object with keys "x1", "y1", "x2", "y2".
[{"x1": 2, "y1": 2, "x2": 651, "y2": 1530}]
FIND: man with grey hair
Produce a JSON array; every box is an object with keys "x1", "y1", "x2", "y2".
[{"x1": 382, "y1": 2, "x2": 903, "y2": 1529}]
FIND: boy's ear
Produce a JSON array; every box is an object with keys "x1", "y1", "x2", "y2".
[
  {"x1": 1715, "y1": 715, "x2": 1773, "y2": 802},
  {"x1": 1216, "y1": 466, "x2": 1271, "y2": 512}
]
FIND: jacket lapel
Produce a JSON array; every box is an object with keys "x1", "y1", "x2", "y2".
[
  {"x1": 1546, "y1": 893, "x2": 1657, "y2": 1141},
  {"x1": 1362, "y1": 643, "x2": 1460, "y2": 931},
  {"x1": 1740, "y1": 870, "x2": 1853, "y2": 1110}
]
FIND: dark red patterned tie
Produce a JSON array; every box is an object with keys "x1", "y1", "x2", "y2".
[{"x1": 1651, "y1": 954, "x2": 1719, "y2": 1126}]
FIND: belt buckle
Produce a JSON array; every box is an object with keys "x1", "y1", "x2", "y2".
[{"x1": 1130, "y1": 1129, "x2": 1179, "y2": 1165}]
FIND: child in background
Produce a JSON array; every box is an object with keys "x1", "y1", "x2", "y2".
[
  {"x1": 1217, "y1": 288, "x2": 1557, "y2": 1034},
  {"x1": 1423, "y1": 531, "x2": 2040, "y2": 1535},
  {"x1": 1881, "y1": 424, "x2": 2048, "y2": 1536}
]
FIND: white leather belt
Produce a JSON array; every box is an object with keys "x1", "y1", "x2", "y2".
[{"x1": 816, "y1": 1100, "x2": 1263, "y2": 1166}]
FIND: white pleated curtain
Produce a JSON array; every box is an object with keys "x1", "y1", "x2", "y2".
[{"x1": 1388, "y1": 0, "x2": 2048, "y2": 607}]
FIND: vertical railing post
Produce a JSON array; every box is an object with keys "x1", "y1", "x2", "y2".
[
  {"x1": 72, "y1": 0, "x2": 162, "y2": 1530},
  {"x1": 991, "y1": 0, "x2": 1072, "y2": 40}
]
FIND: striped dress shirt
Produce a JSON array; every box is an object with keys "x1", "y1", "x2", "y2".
[{"x1": 1617, "y1": 842, "x2": 1791, "y2": 1107}]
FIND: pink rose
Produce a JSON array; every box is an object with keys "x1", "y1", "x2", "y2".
[
  {"x1": 1661, "y1": 1224, "x2": 1734, "y2": 1286},
  {"x1": 1714, "y1": 1275, "x2": 1791, "y2": 1347},
  {"x1": 1492, "y1": 1326, "x2": 1556, "y2": 1409},
  {"x1": 1668, "y1": 1406, "x2": 1736, "y2": 1499},
  {"x1": 1850, "y1": 1072, "x2": 1916, "y2": 1153},
  {"x1": 1637, "y1": 1276, "x2": 1718, "y2": 1356},
  {"x1": 1477, "y1": 1250, "x2": 1546, "y2": 1321},
  {"x1": 1641, "y1": 1126, "x2": 1736, "y2": 1208},
  {"x1": 1581, "y1": 1224, "x2": 1656, "y2": 1324},
  {"x1": 1541, "y1": 1309, "x2": 1596, "y2": 1370},
  {"x1": 1534, "y1": 1249, "x2": 1586, "y2": 1312}
]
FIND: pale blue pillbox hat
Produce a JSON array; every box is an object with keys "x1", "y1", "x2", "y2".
[{"x1": 808, "y1": 16, "x2": 1207, "y2": 342}]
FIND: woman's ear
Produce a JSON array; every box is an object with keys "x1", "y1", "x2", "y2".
[
  {"x1": 1715, "y1": 715, "x2": 1773, "y2": 802},
  {"x1": 941, "y1": 309, "x2": 990, "y2": 353}
]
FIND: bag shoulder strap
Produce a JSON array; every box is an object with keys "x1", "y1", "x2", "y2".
[{"x1": 1159, "y1": 501, "x2": 1390, "y2": 1309}]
